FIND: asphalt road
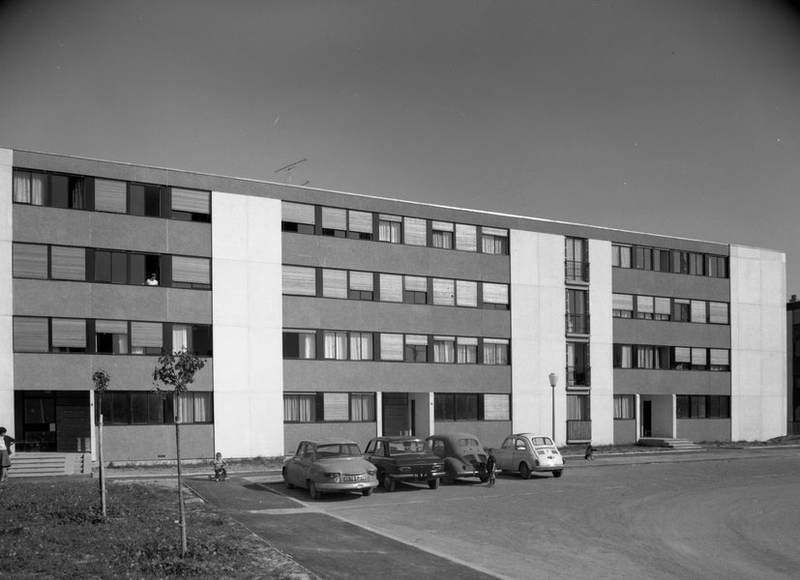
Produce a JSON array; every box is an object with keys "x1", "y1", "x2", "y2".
[{"x1": 187, "y1": 448, "x2": 800, "y2": 580}]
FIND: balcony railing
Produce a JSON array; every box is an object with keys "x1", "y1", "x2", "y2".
[
  {"x1": 565, "y1": 260, "x2": 590, "y2": 283},
  {"x1": 566, "y1": 313, "x2": 590, "y2": 335},
  {"x1": 566, "y1": 420, "x2": 592, "y2": 443},
  {"x1": 567, "y1": 366, "x2": 591, "y2": 387}
]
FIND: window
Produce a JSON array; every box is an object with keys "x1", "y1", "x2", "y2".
[
  {"x1": 482, "y1": 283, "x2": 509, "y2": 310},
  {"x1": 566, "y1": 289, "x2": 589, "y2": 333},
  {"x1": 284, "y1": 394, "x2": 317, "y2": 422},
  {"x1": 99, "y1": 391, "x2": 174, "y2": 425},
  {"x1": 708, "y1": 255, "x2": 728, "y2": 278},
  {"x1": 614, "y1": 396, "x2": 635, "y2": 420},
  {"x1": 171, "y1": 187, "x2": 211, "y2": 222},
  {"x1": 612, "y1": 244, "x2": 632, "y2": 268},
  {"x1": 347, "y1": 210, "x2": 374, "y2": 240},
  {"x1": 456, "y1": 337, "x2": 478, "y2": 364},
  {"x1": 673, "y1": 347, "x2": 691, "y2": 370},
  {"x1": 95, "y1": 320, "x2": 129, "y2": 354},
  {"x1": 379, "y1": 333, "x2": 404, "y2": 361},
  {"x1": 654, "y1": 297, "x2": 671, "y2": 321},
  {"x1": 350, "y1": 393, "x2": 375, "y2": 421},
  {"x1": 321, "y1": 207, "x2": 347, "y2": 237},
  {"x1": 673, "y1": 299, "x2": 691, "y2": 322},
  {"x1": 634, "y1": 246, "x2": 652, "y2": 270},
  {"x1": 323, "y1": 331, "x2": 348, "y2": 360},
  {"x1": 379, "y1": 274, "x2": 403, "y2": 302},
  {"x1": 95, "y1": 178, "x2": 127, "y2": 213},
  {"x1": 131, "y1": 322, "x2": 163, "y2": 355},
  {"x1": 709, "y1": 302, "x2": 729, "y2": 325},
  {"x1": 689, "y1": 252, "x2": 705, "y2": 276},
  {"x1": 690, "y1": 300, "x2": 707, "y2": 324},
  {"x1": 483, "y1": 338, "x2": 509, "y2": 365},
  {"x1": 635, "y1": 345, "x2": 658, "y2": 369},
  {"x1": 483, "y1": 394, "x2": 510, "y2": 420},
  {"x1": 653, "y1": 249, "x2": 671, "y2": 272},
  {"x1": 710, "y1": 349, "x2": 730, "y2": 371},
  {"x1": 283, "y1": 266, "x2": 317, "y2": 296},
  {"x1": 323, "y1": 393, "x2": 349, "y2": 421},
  {"x1": 567, "y1": 394, "x2": 590, "y2": 421},
  {"x1": 456, "y1": 280, "x2": 478, "y2": 307},
  {"x1": 455, "y1": 224, "x2": 477, "y2": 252},
  {"x1": 378, "y1": 214, "x2": 402, "y2": 243},
  {"x1": 94, "y1": 250, "x2": 127, "y2": 284},
  {"x1": 322, "y1": 269, "x2": 348, "y2": 299},
  {"x1": 435, "y1": 394, "x2": 479, "y2": 421},
  {"x1": 348, "y1": 271, "x2": 374, "y2": 301},
  {"x1": 404, "y1": 335, "x2": 428, "y2": 362},
  {"x1": 12, "y1": 243, "x2": 48, "y2": 279},
  {"x1": 612, "y1": 294, "x2": 633, "y2": 318},
  {"x1": 403, "y1": 217, "x2": 427, "y2": 246},
  {"x1": 432, "y1": 279, "x2": 455, "y2": 306},
  {"x1": 13, "y1": 170, "x2": 48, "y2": 205},
  {"x1": 677, "y1": 395, "x2": 730, "y2": 419},
  {"x1": 404, "y1": 276, "x2": 428, "y2": 304},
  {"x1": 283, "y1": 330, "x2": 316, "y2": 359},
  {"x1": 51, "y1": 246, "x2": 86, "y2": 280},
  {"x1": 349, "y1": 332, "x2": 373, "y2": 361},
  {"x1": 176, "y1": 392, "x2": 213, "y2": 423},
  {"x1": 432, "y1": 221, "x2": 454, "y2": 249},
  {"x1": 613, "y1": 344, "x2": 632, "y2": 368},
  {"x1": 130, "y1": 392, "x2": 166, "y2": 424},
  {"x1": 565, "y1": 237, "x2": 589, "y2": 282},
  {"x1": 171, "y1": 324, "x2": 213, "y2": 356},
  {"x1": 13, "y1": 170, "x2": 86, "y2": 208},
  {"x1": 672, "y1": 250, "x2": 689, "y2": 274},
  {"x1": 432, "y1": 336, "x2": 455, "y2": 363},
  {"x1": 13, "y1": 317, "x2": 49, "y2": 352},
  {"x1": 636, "y1": 296, "x2": 654, "y2": 320},
  {"x1": 51, "y1": 318, "x2": 86, "y2": 353},
  {"x1": 567, "y1": 342, "x2": 590, "y2": 386},
  {"x1": 481, "y1": 227, "x2": 509, "y2": 255},
  {"x1": 691, "y1": 347, "x2": 708, "y2": 370},
  {"x1": 282, "y1": 202, "x2": 316, "y2": 234},
  {"x1": 129, "y1": 183, "x2": 165, "y2": 217},
  {"x1": 172, "y1": 256, "x2": 210, "y2": 289}
]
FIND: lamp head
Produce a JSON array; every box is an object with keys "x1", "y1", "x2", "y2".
[{"x1": 548, "y1": 373, "x2": 558, "y2": 388}]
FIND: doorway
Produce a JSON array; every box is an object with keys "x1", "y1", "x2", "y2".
[
  {"x1": 382, "y1": 393, "x2": 415, "y2": 436},
  {"x1": 642, "y1": 400, "x2": 652, "y2": 437},
  {"x1": 15, "y1": 391, "x2": 91, "y2": 452}
]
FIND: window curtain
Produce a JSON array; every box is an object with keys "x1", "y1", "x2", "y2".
[
  {"x1": 284, "y1": 395, "x2": 315, "y2": 422},
  {"x1": 431, "y1": 221, "x2": 454, "y2": 248},
  {"x1": 567, "y1": 395, "x2": 590, "y2": 420},
  {"x1": 349, "y1": 333, "x2": 372, "y2": 360},
  {"x1": 378, "y1": 214, "x2": 402, "y2": 242},
  {"x1": 614, "y1": 396, "x2": 635, "y2": 419},
  {"x1": 457, "y1": 337, "x2": 478, "y2": 363},
  {"x1": 481, "y1": 227, "x2": 508, "y2": 254},
  {"x1": 13, "y1": 170, "x2": 31, "y2": 203},
  {"x1": 350, "y1": 394, "x2": 375, "y2": 421},
  {"x1": 483, "y1": 339, "x2": 508, "y2": 365},
  {"x1": 172, "y1": 324, "x2": 191, "y2": 353},
  {"x1": 637, "y1": 346, "x2": 654, "y2": 368},
  {"x1": 433, "y1": 337, "x2": 455, "y2": 363},
  {"x1": 324, "y1": 331, "x2": 348, "y2": 360}
]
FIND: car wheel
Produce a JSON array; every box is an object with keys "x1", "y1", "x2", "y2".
[
  {"x1": 553, "y1": 470, "x2": 563, "y2": 478},
  {"x1": 479, "y1": 476, "x2": 489, "y2": 483},
  {"x1": 362, "y1": 487, "x2": 373, "y2": 496},
  {"x1": 383, "y1": 475, "x2": 396, "y2": 492},
  {"x1": 308, "y1": 480, "x2": 320, "y2": 500},
  {"x1": 428, "y1": 478, "x2": 440, "y2": 490},
  {"x1": 283, "y1": 469, "x2": 294, "y2": 489},
  {"x1": 519, "y1": 462, "x2": 532, "y2": 480}
]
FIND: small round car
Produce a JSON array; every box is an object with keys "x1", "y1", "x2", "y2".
[
  {"x1": 425, "y1": 432, "x2": 488, "y2": 485},
  {"x1": 283, "y1": 440, "x2": 378, "y2": 500},
  {"x1": 364, "y1": 436, "x2": 445, "y2": 492},
  {"x1": 494, "y1": 433, "x2": 564, "y2": 478}
]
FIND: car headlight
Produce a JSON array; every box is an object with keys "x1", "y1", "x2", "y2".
[
  {"x1": 366, "y1": 469, "x2": 377, "y2": 476},
  {"x1": 433, "y1": 464, "x2": 443, "y2": 471},
  {"x1": 323, "y1": 472, "x2": 340, "y2": 482}
]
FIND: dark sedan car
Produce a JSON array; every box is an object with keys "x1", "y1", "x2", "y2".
[
  {"x1": 425, "y1": 432, "x2": 488, "y2": 485},
  {"x1": 364, "y1": 436, "x2": 445, "y2": 491}
]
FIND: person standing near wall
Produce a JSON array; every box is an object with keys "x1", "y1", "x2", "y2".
[{"x1": 0, "y1": 427, "x2": 15, "y2": 483}]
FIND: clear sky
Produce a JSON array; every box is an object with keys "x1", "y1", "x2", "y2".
[{"x1": 2, "y1": 0, "x2": 799, "y2": 293}]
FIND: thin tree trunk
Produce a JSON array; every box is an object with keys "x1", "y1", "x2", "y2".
[
  {"x1": 99, "y1": 413, "x2": 106, "y2": 518},
  {"x1": 176, "y1": 421, "x2": 187, "y2": 557}
]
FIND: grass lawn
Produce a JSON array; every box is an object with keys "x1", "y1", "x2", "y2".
[{"x1": 0, "y1": 478, "x2": 314, "y2": 580}]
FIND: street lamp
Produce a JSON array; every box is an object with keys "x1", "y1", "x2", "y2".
[{"x1": 548, "y1": 372, "x2": 558, "y2": 441}]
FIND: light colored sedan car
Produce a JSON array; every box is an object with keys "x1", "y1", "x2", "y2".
[
  {"x1": 283, "y1": 440, "x2": 378, "y2": 499},
  {"x1": 494, "y1": 433, "x2": 564, "y2": 478}
]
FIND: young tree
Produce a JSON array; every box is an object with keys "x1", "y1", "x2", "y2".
[
  {"x1": 92, "y1": 369, "x2": 111, "y2": 518},
  {"x1": 152, "y1": 348, "x2": 206, "y2": 558}
]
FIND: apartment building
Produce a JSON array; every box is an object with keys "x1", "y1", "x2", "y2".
[{"x1": 0, "y1": 148, "x2": 786, "y2": 462}]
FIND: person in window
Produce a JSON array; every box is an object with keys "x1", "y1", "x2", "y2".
[
  {"x1": 0, "y1": 427, "x2": 15, "y2": 483},
  {"x1": 145, "y1": 273, "x2": 159, "y2": 286}
]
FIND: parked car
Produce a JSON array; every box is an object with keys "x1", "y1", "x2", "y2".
[
  {"x1": 283, "y1": 440, "x2": 379, "y2": 499},
  {"x1": 363, "y1": 436, "x2": 446, "y2": 491},
  {"x1": 425, "y1": 432, "x2": 488, "y2": 485},
  {"x1": 493, "y1": 433, "x2": 564, "y2": 478}
]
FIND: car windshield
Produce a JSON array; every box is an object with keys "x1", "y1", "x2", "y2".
[
  {"x1": 388, "y1": 440, "x2": 431, "y2": 455},
  {"x1": 457, "y1": 438, "x2": 480, "y2": 447},
  {"x1": 315, "y1": 443, "x2": 362, "y2": 458}
]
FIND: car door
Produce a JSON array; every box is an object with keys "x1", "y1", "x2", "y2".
[
  {"x1": 286, "y1": 442, "x2": 312, "y2": 486},
  {"x1": 495, "y1": 436, "x2": 515, "y2": 470},
  {"x1": 512, "y1": 437, "x2": 533, "y2": 468}
]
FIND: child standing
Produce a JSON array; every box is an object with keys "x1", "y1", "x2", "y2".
[
  {"x1": 485, "y1": 448, "x2": 497, "y2": 487},
  {"x1": 0, "y1": 427, "x2": 15, "y2": 483},
  {"x1": 212, "y1": 452, "x2": 228, "y2": 481}
]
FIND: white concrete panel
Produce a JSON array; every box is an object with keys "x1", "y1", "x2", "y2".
[
  {"x1": 0, "y1": 149, "x2": 13, "y2": 431},
  {"x1": 212, "y1": 192, "x2": 284, "y2": 458},
  {"x1": 510, "y1": 229, "x2": 566, "y2": 443},
  {"x1": 589, "y1": 239, "x2": 615, "y2": 445},
  {"x1": 729, "y1": 245, "x2": 786, "y2": 441}
]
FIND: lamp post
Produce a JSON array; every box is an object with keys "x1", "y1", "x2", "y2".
[{"x1": 548, "y1": 372, "x2": 558, "y2": 441}]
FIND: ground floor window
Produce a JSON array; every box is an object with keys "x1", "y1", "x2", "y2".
[
  {"x1": 614, "y1": 395, "x2": 635, "y2": 419},
  {"x1": 434, "y1": 393, "x2": 510, "y2": 421},
  {"x1": 96, "y1": 391, "x2": 213, "y2": 425},
  {"x1": 283, "y1": 392, "x2": 376, "y2": 423},
  {"x1": 676, "y1": 395, "x2": 730, "y2": 419}
]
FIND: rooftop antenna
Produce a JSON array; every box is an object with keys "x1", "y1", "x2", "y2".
[{"x1": 275, "y1": 158, "x2": 307, "y2": 185}]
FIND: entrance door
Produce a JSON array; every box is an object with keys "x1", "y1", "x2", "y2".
[
  {"x1": 642, "y1": 400, "x2": 652, "y2": 437},
  {"x1": 382, "y1": 393, "x2": 410, "y2": 436},
  {"x1": 15, "y1": 391, "x2": 90, "y2": 452}
]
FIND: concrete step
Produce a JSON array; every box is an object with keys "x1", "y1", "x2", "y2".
[
  {"x1": 9, "y1": 452, "x2": 89, "y2": 478},
  {"x1": 638, "y1": 437, "x2": 704, "y2": 451}
]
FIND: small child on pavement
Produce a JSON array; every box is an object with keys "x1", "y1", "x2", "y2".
[
  {"x1": 212, "y1": 452, "x2": 228, "y2": 481},
  {"x1": 486, "y1": 449, "x2": 497, "y2": 487}
]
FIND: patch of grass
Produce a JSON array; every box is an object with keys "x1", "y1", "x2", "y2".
[{"x1": 0, "y1": 479, "x2": 314, "y2": 579}]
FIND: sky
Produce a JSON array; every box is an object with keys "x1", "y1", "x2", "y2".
[{"x1": 2, "y1": 0, "x2": 800, "y2": 293}]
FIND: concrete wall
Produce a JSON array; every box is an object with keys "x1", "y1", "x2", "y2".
[
  {"x1": 729, "y1": 245, "x2": 786, "y2": 441},
  {"x1": 510, "y1": 230, "x2": 566, "y2": 443},
  {"x1": 0, "y1": 149, "x2": 13, "y2": 433},
  {"x1": 589, "y1": 239, "x2": 614, "y2": 444},
  {"x1": 212, "y1": 192, "x2": 284, "y2": 458},
  {"x1": 284, "y1": 422, "x2": 377, "y2": 456}
]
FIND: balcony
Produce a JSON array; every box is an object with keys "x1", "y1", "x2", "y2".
[
  {"x1": 565, "y1": 260, "x2": 589, "y2": 284},
  {"x1": 566, "y1": 420, "x2": 592, "y2": 443},
  {"x1": 566, "y1": 313, "x2": 590, "y2": 335},
  {"x1": 567, "y1": 366, "x2": 591, "y2": 388}
]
